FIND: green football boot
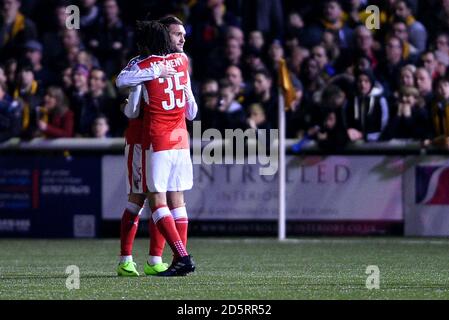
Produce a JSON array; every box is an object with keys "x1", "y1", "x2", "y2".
[
  {"x1": 117, "y1": 261, "x2": 139, "y2": 277},
  {"x1": 144, "y1": 261, "x2": 169, "y2": 276}
]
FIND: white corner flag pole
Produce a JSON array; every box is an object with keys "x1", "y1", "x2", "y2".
[{"x1": 278, "y1": 90, "x2": 286, "y2": 240}]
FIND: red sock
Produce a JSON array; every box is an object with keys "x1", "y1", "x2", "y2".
[
  {"x1": 175, "y1": 218, "x2": 188, "y2": 247},
  {"x1": 149, "y1": 218, "x2": 165, "y2": 257},
  {"x1": 120, "y1": 209, "x2": 140, "y2": 256},
  {"x1": 171, "y1": 206, "x2": 188, "y2": 247},
  {"x1": 153, "y1": 206, "x2": 188, "y2": 258}
]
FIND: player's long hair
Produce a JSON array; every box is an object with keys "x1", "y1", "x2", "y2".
[
  {"x1": 159, "y1": 15, "x2": 183, "y2": 27},
  {"x1": 135, "y1": 20, "x2": 171, "y2": 56}
]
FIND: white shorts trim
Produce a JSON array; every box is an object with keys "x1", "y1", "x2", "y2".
[
  {"x1": 125, "y1": 143, "x2": 144, "y2": 194},
  {"x1": 144, "y1": 148, "x2": 193, "y2": 193}
]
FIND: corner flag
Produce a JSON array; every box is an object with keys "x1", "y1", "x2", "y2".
[
  {"x1": 278, "y1": 58, "x2": 296, "y2": 111},
  {"x1": 277, "y1": 58, "x2": 296, "y2": 241}
]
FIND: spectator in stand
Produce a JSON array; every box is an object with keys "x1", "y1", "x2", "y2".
[
  {"x1": 23, "y1": 40, "x2": 55, "y2": 89},
  {"x1": 300, "y1": 57, "x2": 326, "y2": 108},
  {"x1": 224, "y1": 37, "x2": 243, "y2": 69},
  {"x1": 287, "y1": 46, "x2": 309, "y2": 77},
  {"x1": 311, "y1": 44, "x2": 336, "y2": 81},
  {"x1": 315, "y1": 85, "x2": 349, "y2": 151},
  {"x1": 384, "y1": 86, "x2": 431, "y2": 141},
  {"x1": 198, "y1": 78, "x2": 220, "y2": 132},
  {"x1": 190, "y1": 0, "x2": 238, "y2": 78},
  {"x1": 90, "y1": 114, "x2": 110, "y2": 139},
  {"x1": 42, "y1": 1, "x2": 71, "y2": 70},
  {"x1": 376, "y1": 35, "x2": 406, "y2": 99},
  {"x1": 0, "y1": 0, "x2": 37, "y2": 61},
  {"x1": 393, "y1": 0, "x2": 427, "y2": 53},
  {"x1": 434, "y1": 0, "x2": 449, "y2": 36},
  {"x1": 80, "y1": 0, "x2": 101, "y2": 30},
  {"x1": 60, "y1": 66, "x2": 72, "y2": 92},
  {"x1": 215, "y1": 79, "x2": 246, "y2": 132},
  {"x1": 420, "y1": 51, "x2": 439, "y2": 80},
  {"x1": 4, "y1": 58, "x2": 17, "y2": 94},
  {"x1": 68, "y1": 64, "x2": 90, "y2": 135},
  {"x1": 435, "y1": 33, "x2": 449, "y2": 58},
  {"x1": 345, "y1": 0, "x2": 385, "y2": 28},
  {"x1": 336, "y1": 25, "x2": 378, "y2": 74},
  {"x1": 321, "y1": 30, "x2": 340, "y2": 66},
  {"x1": 35, "y1": 86, "x2": 74, "y2": 138},
  {"x1": 53, "y1": 29, "x2": 84, "y2": 73},
  {"x1": 13, "y1": 63, "x2": 42, "y2": 102},
  {"x1": 285, "y1": 11, "x2": 306, "y2": 47},
  {"x1": 246, "y1": 69, "x2": 278, "y2": 129},
  {"x1": 427, "y1": 76, "x2": 449, "y2": 148},
  {"x1": 285, "y1": 76, "x2": 306, "y2": 139},
  {"x1": 390, "y1": 18, "x2": 419, "y2": 64},
  {"x1": 354, "y1": 25, "x2": 379, "y2": 69},
  {"x1": 13, "y1": 64, "x2": 42, "y2": 139},
  {"x1": 389, "y1": 64, "x2": 416, "y2": 115},
  {"x1": 87, "y1": 0, "x2": 131, "y2": 78},
  {"x1": 226, "y1": 26, "x2": 244, "y2": 48},
  {"x1": 207, "y1": 37, "x2": 243, "y2": 79},
  {"x1": 267, "y1": 39, "x2": 285, "y2": 75},
  {"x1": 242, "y1": 47, "x2": 267, "y2": 79},
  {"x1": 415, "y1": 67, "x2": 434, "y2": 110},
  {"x1": 284, "y1": 31, "x2": 301, "y2": 58},
  {"x1": 75, "y1": 50, "x2": 100, "y2": 72},
  {"x1": 435, "y1": 50, "x2": 449, "y2": 79},
  {"x1": 303, "y1": 0, "x2": 354, "y2": 49},
  {"x1": 247, "y1": 30, "x2": 265, "y2": 53},
  {"x1": 1, "y1": 0, "x2": 448, "y2": 148},
  {"x1": 225, "y1": 65, "x2": 249, "y2": 105},
  {"x1": 400, "y1": 64, "x2": 416, "y2": 88},
  {"x1": 78, "y1": 68, "x2": 113, "y2": 136},
  {"x1": 346, "y1": 69, "x2": 389, "y2": 142},
  {"x1": 246, "y1": 103, "x2": 269, "y2": 130},
  {"x1": 240, "y1": 0, "x2": 284, "y2": 41},
  {"x1": 0, "y1": 81, "x2": 22, "y2": 142}
]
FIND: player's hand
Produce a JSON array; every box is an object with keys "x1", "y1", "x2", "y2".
[
  {"x1": 158, "y1": 63, "x2": 176, "y2": 78},
  {"x1": 180, "y1": 84, "x2": 190, "y2": 97},
  {"x1": 120, "y1": 98, "x2": 129, "y2": 112}
]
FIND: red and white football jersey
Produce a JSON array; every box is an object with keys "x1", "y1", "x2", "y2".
[
  {"x1": 122, "y1": 55, "x2": 147, "y2": 145},
  {"x1": 124, "y1": 117, "x2": 143, "y2": 145},
  {"x1": 138, "y1": 53, "x2": 189, "y2": 151}
]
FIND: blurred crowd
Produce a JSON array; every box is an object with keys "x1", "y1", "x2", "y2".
[{"x1": 1, "y1": 0, "x2": 449, "y2": 150}]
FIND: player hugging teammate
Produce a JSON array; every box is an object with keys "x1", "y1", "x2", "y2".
[{"x1": 115, "y1": 17, "x2": 198, "y2": 277}]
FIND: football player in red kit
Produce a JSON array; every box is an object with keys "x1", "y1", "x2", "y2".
[
  {"x1": 117, "y1": 17, "x2": 197, "y2": 276},
  {"x1": 115, "y1": 21, "x2": 177, "y2": 277}
]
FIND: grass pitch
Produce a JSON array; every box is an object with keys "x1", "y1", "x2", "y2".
[{"x1": 1, "y1": 237, "x2": 449, "y2": 300}]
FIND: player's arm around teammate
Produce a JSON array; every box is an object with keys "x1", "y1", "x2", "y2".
[{"x1": 116, "y1": 22, "x2": 177, "y2": 277}]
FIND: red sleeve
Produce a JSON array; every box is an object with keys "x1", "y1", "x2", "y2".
[{"x1": 44, "y1": 110, "x2": 74, "y2": 138}]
